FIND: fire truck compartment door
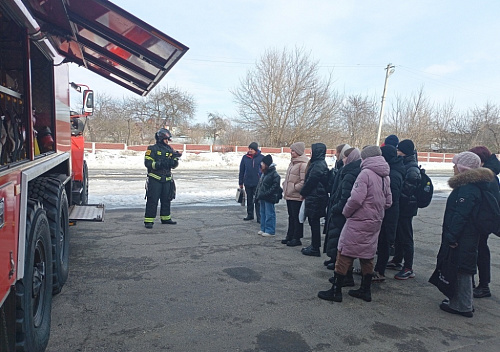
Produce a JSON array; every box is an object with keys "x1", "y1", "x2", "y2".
[
  {"x1": 25, "y1": 0, "x2": 189, "y2": 96},
  {"x1": 69, "y1": 204, "x2": 105, "y2": 222}
]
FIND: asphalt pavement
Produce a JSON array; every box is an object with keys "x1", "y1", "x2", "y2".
[{"x1": 46, "y1": 199, "x2": 500, "y2": 352}]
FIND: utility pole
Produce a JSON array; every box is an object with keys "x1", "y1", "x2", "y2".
[{"x1": 376, "y1": 63, "x2": 395, "y2": 146}]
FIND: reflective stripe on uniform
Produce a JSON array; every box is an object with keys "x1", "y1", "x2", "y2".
[
  {"x1": 160, "y1": 215, "x2": 171, "y2": 220},
  {"x1": 144, "y1": 217, "x2": 155, "y2": 223},
  {"x1": 148, "y1": 173, "x2": 172, "y2": 181},
  {"x1": 148, "y1": 173, "x2": 161, "y2": 180}
]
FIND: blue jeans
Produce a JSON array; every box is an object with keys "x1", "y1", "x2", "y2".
[
  {"x1": 259, "y1": 200, "x2": 276, "y2": 235},
  {"x1": 449, "y1": 272, "x2": 473, "y2": 313}
]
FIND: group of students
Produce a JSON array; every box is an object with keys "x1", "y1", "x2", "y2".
[{"x1": 239, "y1": 137, "x2": 500, "y2": 318}]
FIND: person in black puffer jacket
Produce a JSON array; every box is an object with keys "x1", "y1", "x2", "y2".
[
  {"x1": 323, "y1": 144, "x2": 352, "y2": 264},
  {"x1": 387, "y1": 139, "x2": 421, "y2": 280},
  {"x1": 435, "y1": 152, "x2": 495, "y2": 318},
  {"x1": 373, "y1": 145, "x2": 405, "y2": 281},
  {"x1": 300, "y1": 143, "x2": 329, "y2": 257},
  {"x1": 469, "y1": 146, "x2": 500, "y2": 298},
  {"x1": 324, "y1": 148, "x2": 361, "y2": 263},
  {"x1": 255, "y1": 155, "x2": 282, "y2": 236}
]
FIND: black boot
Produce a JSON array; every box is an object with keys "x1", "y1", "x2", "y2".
[
  {"x1": 348, "y1": 274, "x2": 372, "y2": 302},
  {"x1": 301, "y1": 245, "x2": 321, "y2": 257},
  {"x1": 318, "y1": 273, "x2": 345, "y2": 302},
  {"x1": 329, "y1": 268, "x2": 355, "y2": 286},
  {"x1": 343, "y1": 268, "x2": 355, "y2": 287},
  {"x1": 473, "y1": 284, "x2": 491, "y2": 298}
]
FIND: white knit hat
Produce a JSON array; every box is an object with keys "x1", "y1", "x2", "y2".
[{"x1": 339, "y1": 144, "x2": 352, "y2": 159}]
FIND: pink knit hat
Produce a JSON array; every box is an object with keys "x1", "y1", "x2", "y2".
[{"x1": 452, "y1": 151, "x2": 481, "y2": 173}]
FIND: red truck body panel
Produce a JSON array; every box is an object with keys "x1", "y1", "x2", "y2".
[{"x1": 0, "y1": 0, "x2": 188, "y2": 332}]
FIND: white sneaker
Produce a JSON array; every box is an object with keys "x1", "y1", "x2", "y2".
[
  {"x1": 261, "y1": 232, "x2": 275, "y2": 237},
  {"x1": 258, "y1": 230, "x2": 263, "y2": 235}
]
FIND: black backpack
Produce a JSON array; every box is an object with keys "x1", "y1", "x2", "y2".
[
  {"x1": 274, "y1": 186, "x2": 284, "y2": 204},
  {"x1": 474, "y1": 188, "x2": 500, "y2": 236},
  {"x1": 416, "y1": 167, "x2": 433, "y2": 208}
]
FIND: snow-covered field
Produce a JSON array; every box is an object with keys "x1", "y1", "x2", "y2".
[
  {"x1": 86, "y1": 149, "x2": 455, "y2": 172},
  {"x1": 86, "y1": 150, "x2": 455, "y2": 209}
]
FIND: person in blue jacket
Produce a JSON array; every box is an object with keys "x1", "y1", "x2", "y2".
[{"x1": 239, "y1": 142, "x2": 264, "y2": 222}]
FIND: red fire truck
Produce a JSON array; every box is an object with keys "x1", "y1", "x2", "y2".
[{"x1": 0, "y1": 1, "x2": 188, "y2": 351}]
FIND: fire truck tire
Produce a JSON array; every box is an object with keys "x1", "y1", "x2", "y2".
[
  {"x1": 82, "y1": 160, "x2": 89, "y2": 205},
  {"x1": 28, "y1": 177, "x2": 70, "y2": 295},
  {"x1": 15, "y1": 200, "x2": 53, "y2": 352}
]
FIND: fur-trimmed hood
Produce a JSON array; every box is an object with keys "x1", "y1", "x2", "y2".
[{"x1": 448, "y1": 167, "x2": 495, "y2": 189}]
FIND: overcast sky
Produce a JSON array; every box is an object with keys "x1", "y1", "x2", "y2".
[{"x1": 70, "y1": 0, "x2": 500, "y2": 123}]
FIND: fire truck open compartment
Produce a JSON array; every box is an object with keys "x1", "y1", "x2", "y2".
[
  {"x1": 0, "y1": 10, "x2": 58, "y2": 167},
  {"x1": 0, "y1": 9, "x2": 29, "y2": 166}
]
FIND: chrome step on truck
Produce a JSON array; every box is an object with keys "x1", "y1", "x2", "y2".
[{"x1": 69, "y1": 204, "x2": 105, "y2": 222}]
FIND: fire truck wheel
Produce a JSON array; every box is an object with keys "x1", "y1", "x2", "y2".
[
  {"x1": 16, "y1": 200, "x2": 53, "y2": 352},
  {"x1": 82, "y1": 160, "x2": 89, "y2": 205},
  {"x1": 28, "y1": 177, "x2": 70, "y2": 295}
]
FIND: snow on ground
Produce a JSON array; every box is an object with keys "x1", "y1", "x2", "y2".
[
  {"x1": 85, "y1": 149, "x2": 455, "y2": 172},
  {"x1": 85, "y1": 149, "x2": 455, "y2": 209}
]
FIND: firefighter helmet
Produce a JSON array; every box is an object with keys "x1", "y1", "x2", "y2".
[{"x1": 155, "y1": 128, "x2": 172, "y2": 142}]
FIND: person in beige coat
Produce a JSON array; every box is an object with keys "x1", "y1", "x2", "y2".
[{"x1": 281, "y1": 142, "x2": 309, "y2": 247}]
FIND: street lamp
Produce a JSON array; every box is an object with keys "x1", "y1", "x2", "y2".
[{"x1": 375, "y1": 63, "x2": 395, "y2": 146}]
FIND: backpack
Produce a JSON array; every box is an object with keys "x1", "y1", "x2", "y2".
[
  {"x1": 274, "y1": 186, "x2": 284, "y2": 204},
  {"x1": 474, "y1": 188, "x2": 500, "y2": 236},
  {"x1": 416, "y1": 167, "x2": 433, "y2": 208}
]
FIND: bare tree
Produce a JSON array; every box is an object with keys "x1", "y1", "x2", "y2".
[
  {"x1": 340, "y1": 94, "x2": 378, "y2": 148},
  {"x1": 187, "y1": 123, "x2": 208, "y2": 144},
  {"x1": 231, "y1": 47, "x2": 340, "y2": 147},
  {"x1": 146, "y1": 86, "x2": 196, "y2": 129},
  {"x1": 432, "y1": 101, "x2": 456, "y2": 152},
  {"x1": 207, "y1": 112, "x2": 230, "y2": 144},
  {"x1": 470, "y1": 103, "x2": 500, "y2": 152},
  {"x1": 84, "y1": 92, "x2": 129, "y2": 143},
  {"x1": 449, "y1": 112, "x2": 478, "y2": 152},
  {"x1": 385, "y1": 87, "x2": 434, "y2": 151},
  {"x1": 122, "y1": 86, "x2": 196, "y2": 144}
]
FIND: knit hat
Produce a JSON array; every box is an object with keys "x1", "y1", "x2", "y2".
[
  {"x1": 452, "y1": 151, "x2": 481, "y2": 174},
  {"x1": 361, "y1": 145, "x2": 382, "y2": 160},
  {"x1": 381, "y1": 145, "x2": 397, "y2": 163},
  {"x1": 290, "y1": 142, "x2": 305, "y2": 156},
  {"x1": 469, "y1": 146, "x2": 491, "y2": 164},
  {"x1": 345, "y1": 148, "x2": 361, "y2": 165},
  {"x1": 397, "y1": 139, "x2": 415, "y2": 156},
  {"x1": 339, "y1": 143, "x2": 352, "y2": 159},
  {"x1": 344, "y1": 147, "x2": 355, "y2": 158},
  {"x1": 248, "y1": 142, "x2": 259, "y2": 152},
  {"x1": 262, "y1": 154, "x2": 273, "y2": 166},
  {"x1": 384, "y1": 135, "x2": 399, "y2": 148},
  {"x1": 336, "y1": 144, "x2": 346, "y2": 154}
]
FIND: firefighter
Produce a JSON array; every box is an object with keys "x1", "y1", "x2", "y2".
[{"x1": 144, "y1": 128, "x2": 181, "y2": 228}]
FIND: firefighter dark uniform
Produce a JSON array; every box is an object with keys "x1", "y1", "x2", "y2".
[{"x1": 144, "y1": 129, "x2": 180, "y2": 228}]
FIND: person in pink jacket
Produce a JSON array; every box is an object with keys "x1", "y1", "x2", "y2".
[{"x1": 318, "y1": 145, "x2": 392, "y2": 303}]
